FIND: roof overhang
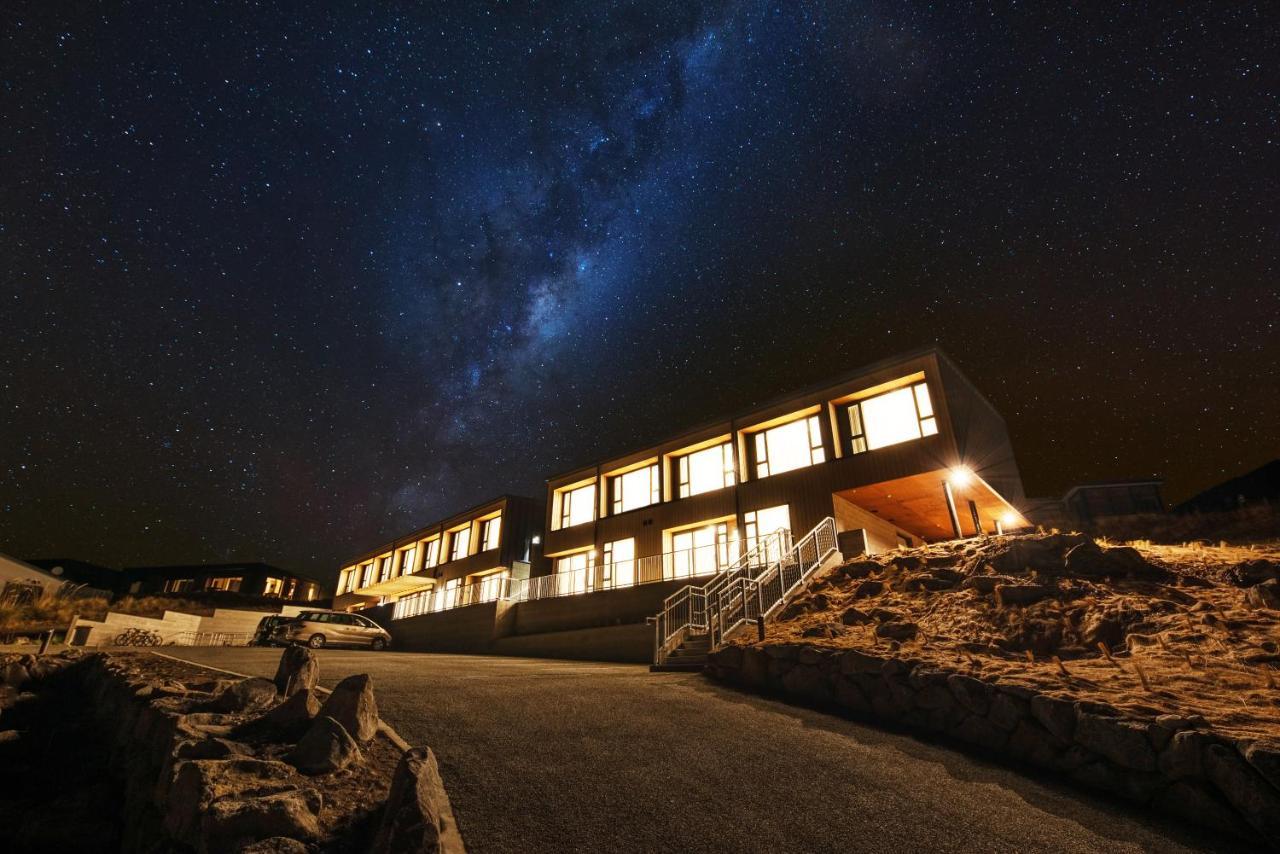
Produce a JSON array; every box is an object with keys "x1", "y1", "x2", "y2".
[{"x1": 836, "y1": 468, "x2": 1028, "y2": 542}]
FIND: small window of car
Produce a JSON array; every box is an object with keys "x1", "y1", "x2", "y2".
[{"x1": 354, "y1": 616, "x2": 375, "y2": 629}]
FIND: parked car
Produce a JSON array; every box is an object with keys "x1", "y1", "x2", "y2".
[
  {"x1": 251, "y1": 614, "x2": 291, "y2": 647},
  {"x1": 272, "y1": 610, "x2": 392, "y2": 650}
]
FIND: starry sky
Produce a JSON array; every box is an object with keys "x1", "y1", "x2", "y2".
[{"x1": 2, "y1": 2, "x2": 1276, "y2": 585}]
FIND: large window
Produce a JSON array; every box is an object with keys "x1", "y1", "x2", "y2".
[
  {"x1": 399, "y1": 546, "x2": 418, "y2": 576},
  {"x1": 448, "y1": 526, "x2": 471, "y2": 562},
  {"x1": 360, "y1": 562, "x2": 375, "y2": 588},
  {"x1": 421, "y1": 538, "x2": 440, "y2": 569},
  {"x1": 847, "y1": 381, "x2": 937, "y2": 454},
  {"x1": 610, "y1": 464, "x2": 660, "y2": 515},
  {"x1": 753, "y1": 415, "x2": 825, "y2": 479},
  {"x1": 744, "y1": 505, "x2": 791, "y2": 564},
  {"x1": 669, "y1": 522, "x2": 730, "y2": 579},
  {"x1": 263, "y1": 577, "x2": 284, "y2": 597},
  {"x1": 436, "y1": 578, "x2": 461, "y2": 611},
  {"x1": 163, "y1": 578, "x2": 195, "y2": 593},
  {"x1": 676, "y1": 442, "x2": 735, "y2": 498},
  {"x1": 479, "y1": 515, "x2": 502, "y2": 551},
  {"x1": 472, "y1": 568, "x2": 510, "y2": 602},
  {"x1": 556, "y1": 482, "x2": 596, "y2": 530},
  {"x1": 602, "y1": 538, "x2": 636, "y2": 588},
  {"x1": 205, "y1": 576, "x2": 243, "y2": 592},
  {"x1": 378, "y1": 554, "x2": 393, "y2": 583},
  {"x1": 555, "y1": 550, "x2": 596, "y2": 595}
]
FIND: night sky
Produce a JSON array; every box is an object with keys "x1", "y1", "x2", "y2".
[{"x1": 2, "y1": 3, "x2": 1276, "y2": 585}]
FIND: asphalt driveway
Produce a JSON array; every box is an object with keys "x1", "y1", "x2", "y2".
[{"x1": 163, "y1": 648, "x2": 1243, "y2": 854}]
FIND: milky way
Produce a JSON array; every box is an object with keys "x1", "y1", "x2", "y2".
[{"x1": 2, "y1": 2, "x2": 1276, "y2": 583}]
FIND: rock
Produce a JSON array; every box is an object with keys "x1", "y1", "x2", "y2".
[
  {"x1": 1074, "y1": 713, "x2": 1157, "y2": 772},
  {"x1": 1064, "y1": 541, "x2": 1163, "y2": 579},
  {"x1": 987, "y1": 692, "x2": 1027, "y2": 732},
  {"x1": 1228, "y1": 559, "x2": 1280, "y2": 587},
  {"x1": 263, "y1": 687, "x2": 321, "y2": 736},
  {"x1": 372, "y1": 747, "x2": 463, "y2": 854},
  {"x1": 995, "y1": 584, "x2": 1053, "y2": 606},
  {"x1": 289, "y1": 715, "x2": 363, "y2": 775},
  {"x1": 215, "y1": 677, "x2": 279, "y2": 713},
  {"x1": 1245, "y1": 579, "x2": 1280, "y2": 610},
  {"x1": 946, "y1": 674, "x2": 992, "y2": 716},
  {"x1": 1157, "y1": 730, "x2": 1205, "y2": 780},
  {"x1": 851, "y1": 580, "x2": 884, "y2": 599},
  {"x1": 838, "y1": 649, "x2": 884, "y2": 675},
  {"x1": 874, "y1": 621, "x2": 918, "y2": 641},
  {"x1": 240, "y1": 838, "x2": 311, "y2": 854},
  {"x1": 316, "y1": 673, "x2": 379, "y2": 742},
  {"x1": 1008, "y1": 720, "x2": 1061, "y2": 767},
  {"x1": 800, "y1": 622, "x2": 846, "y2": 639},
  {"x1": 175, "y1": 738, "x2": 255, "y2": 760},
  {"x1": 713, "y1": 645, "x2": 744, "y2": 670},
  {"x1": 1202, "y1": 742, "x2": 1280, "y2": 838},
  {"x1": 0, "y1": 729, "x2": 21, "y2": 744},
  {"x1": 1243, "y1": 741, "x2": 1280, "y2": 793},
  {"x1": 954, "y1": 713, "x2": 1008, "y2": 752},
  {"x1": 838, "y1": 560, "x2": 879, "y2": 580},
  {"x1": 839, "y1": 606, "x2": 871, "y2": 625},
  {"x1": 961, "y1": 574, "x2": 1017, "y2": 593},
  {"x1": 165, "y1": 758, "x2": 299, "y2": 842},
  {"x1": 202, "y1": 789, "x2": 323, "y2": 853},
  {"x1": 273, "y1": 645, "x2": 320, "y2": 697},
  {"x1": 1, "y1": 663, "x2": 30, "y2": 688}
]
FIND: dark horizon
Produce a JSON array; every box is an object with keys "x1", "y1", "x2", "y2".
[{"x1": 3, "y1": 3, "x2": 1276, "y2": 584}]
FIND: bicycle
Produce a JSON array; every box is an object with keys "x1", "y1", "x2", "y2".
[{"x1": 113, "y1": 627, "x2": 163, "y2": 647}]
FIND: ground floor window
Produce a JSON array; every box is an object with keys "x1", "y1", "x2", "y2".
[
  {"x1": 435, "y1": 578, "x2": 462, "y2": 611},
  {"x1": 555, "y1": 550, "x2": 596, "y2": 595},
  {"x1": 470, "y1": 569, "x2": 510, "y2": 603},
  {"x1": 263, "y1": 577, "x2": 284, "y2": 597},
  {"x1": 669, "y1": 522, "x2": 730, "y2": 579},
  {"x1": 602, "y1": 538, "x2": 636, "y2": 588},
  {"x1": 205, "y1": 576, "x2": 243, "y2": 592},
  {"x1": 744, "y1": 505, "x2": 792, "y2": 564},
  {"x1": 163, "y1": 578, "x2": 194, "y2": 593}
]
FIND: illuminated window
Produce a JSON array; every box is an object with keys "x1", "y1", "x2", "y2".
[
  {"x1": 421, "y1": 538, "x2": 440, "y2": 569},
  {"x1": 555, "y1": 550, "x2": 596, "y2": 595},
  {"x1": 847, "y1": 381, "x2": 937, "y2": 454},
  {"x1": 610, "y1": 464, "x2": 660, "y2": 515},
  {"x1": 472, "y1": 568, "x2": 510, "y2": 602},
  {"x1": 602, "y1": 538, "x2": 636, "y2": 588},
  {"x1": 163, "y1": 578, "x2": 195, "y2": 593},
  {"x1": 377, "y1": 554, "x2": 393, "y2": 583},
  {"x1": 479, "y1": 515, "x2": 502, "y2": 551},
  {"x1": 263, "y1": 577, "x2": 284, "y2": 597},
  {"x1": 556, "y1": 482, "x2": 596, "y2": 530},
  {"x1": 670, "y1": 523, "x2": 730, "y2": 579},
  {"x1": 205, "y1": 576, "x2": 243, "y2": 592},
  {"x1": 744, "y1": 505, "x2": 791, "y2": 564},
  {"x1": 436, "y1": 577, "x2": 461, "y2": 611},
  {"x1": 676, "y1": 442, "x2": 735, "y2": 498},
  {"x1": 448, "y1": 527, "x2": 471, "y2": 562},
  {"x1": 753, "y1": 415, "x2": 825, "y2": 479},
  {"x1": 399, "y1": 546, "x2": 418, "y2": 576},
  {"x1": 360, "y1": 562, "x2": 375, "y2": 588}
]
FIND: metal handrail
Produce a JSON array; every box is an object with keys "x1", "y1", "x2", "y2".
[
  {"x1": 649, "y1": 529, "x2": 790, "y2": 665},
  {"x1": 392, "y1": 573, "x2": 515, "y2": 619},
  {"x1": 650, "y1": 518, "x2": 838, "y2": 666}
]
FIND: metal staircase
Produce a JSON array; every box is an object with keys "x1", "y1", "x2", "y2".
[{"x1": 650, "y1": 517, "x2": 840, "y2": 671}]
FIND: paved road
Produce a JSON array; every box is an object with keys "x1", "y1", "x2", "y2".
[{"x1": 164, "y1": 648, "x2": 1243, "y2": 854}]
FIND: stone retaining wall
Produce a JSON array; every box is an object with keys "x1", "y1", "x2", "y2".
[{"x1": 707, "y1": 643, "x2": 1280, "y2": 847}]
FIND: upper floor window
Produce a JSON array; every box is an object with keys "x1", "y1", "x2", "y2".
[
  {"x1": 359, "y1": 562, "x2": 374, "y2": 588},
  {"x1": 555, "y1": 482, "x2": 596, "y2": 530},
  {"x1": 421, "y1": 538, "x2": 440, "y2": 569},
  {"x1": 847, "y1": 381, "x2": 937, "y2": 454},
  {"x1": 609, "y1": 464, "x2": 660, "y2": 515},
  {"x1": 479, "y1": 515, "x2": 502, "y2": 551},
  {"x1": 753, "y1": 415, "x2": 825, "y2": 479},
  {"x1": 448, "y1": 526, "x2": 471, "y2": 562},
  {"x1": 676, "y1": 443, "x2": 735, "y2": 498},
  {"x1": 378, "y1": 554, "x2": 393, "y2": 583},
  {"x1": 399, "y1": 546, "x2": 418, "y2": 576}
]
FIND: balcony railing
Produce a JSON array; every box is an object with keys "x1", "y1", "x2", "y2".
[{"x1": 389, "y1": 540, "x2": 788, "y2": 620}]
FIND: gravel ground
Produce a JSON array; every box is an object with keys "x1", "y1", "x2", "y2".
[{"x1": 162, "y1": 647, "x2": 1246, "y2": 854}]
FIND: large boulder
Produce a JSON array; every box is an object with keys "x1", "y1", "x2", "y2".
[
  {"x1": 215, "y1": 677, "x2": 279, "y2": 714},
  {"x1": 273, "y1": 646, "x2": 319, "y2": 697},
  {"x1": 316, "y1": 674, "x2": 379, "y2": 742},
  {"x1": 288, "y1": 715, "x2": 362, "y2": 775},
  {"x1": 1228, "y1": 559, "x2": 1280, "y2": 588},
  {"x1": 1245, "y1": 579, "x2": 1280, "y2": 610},
  {"x1": 372, "y1": 747, "x2": 463, "y2": 854},
  {"x1": 164, "y1": 758, "x2": 299, "y2": 842},
  {"x1": 202, "y1": 790, "x2": 323, "y2": 853},
  {"x1": 1074, "y1": 713, "x2": 1157, "y2": 772},
  {"x1": 262, "y1": 688, "x2": 321, "y2": 737},
  {"x1": 1203, "y1": 742, "x2": 1280, "y2": 839}
]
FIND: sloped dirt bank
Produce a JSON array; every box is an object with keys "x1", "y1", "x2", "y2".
[{"x1": 708, "y1": 533, "x2": 1280, "y2": 847}]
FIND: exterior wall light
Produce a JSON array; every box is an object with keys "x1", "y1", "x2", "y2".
[{"x1": 948, "y1": 466, "x2": 974, "y2": 488}]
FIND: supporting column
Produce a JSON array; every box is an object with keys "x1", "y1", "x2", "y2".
[
  {"x1": 968, "y1": 500, "x2": 983, "y2": 535},
  {"x1": 942, "y1": 480, "x2": 963, "y2": 539}
]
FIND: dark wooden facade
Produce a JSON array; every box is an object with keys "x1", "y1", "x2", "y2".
[{"x1": 543, "y1": 348, "x2": 1025, "y2": 563}]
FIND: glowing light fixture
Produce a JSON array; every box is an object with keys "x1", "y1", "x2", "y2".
[
  {"x1": 1000, "y1": 512, "x2": 1018, "y2": 528},
  {"x1": 948, "y1": 465, "x2": 974, "y2": 488},
  {"x1": 531, "y1": 535, "x2": 542, "y2": 545}
]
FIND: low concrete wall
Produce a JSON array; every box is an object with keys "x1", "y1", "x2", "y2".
[
  {"x1": 72, "y1": 605, "x2": 313, "y2": 647},
  {"x1": 708, "y1": 644, "x2": 1280, "y2": 846},
  {"x1": 511, "y1": 578, "x2": 697, "y2": 636},
  {"x1": 388, "y1": 601, "x2": 513, "y2": 653},
  {"x1": 490, "y1": 623, "x2": 653, "y2": 664}
]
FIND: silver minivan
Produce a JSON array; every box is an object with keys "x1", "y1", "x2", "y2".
[{"x1": 273, "y1": 610, "x2": 392, "y2": 650}]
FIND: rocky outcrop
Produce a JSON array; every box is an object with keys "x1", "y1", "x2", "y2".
[
  {"x1": 272, "y1": 645, "x2": 319, "y2": 697},
  {"x1": 317, "y1": 673, "x2": 380, "y2": 742},
  {"x1": 372, "y1": 746, "x2": 466, "y2": 854},
  {"x1": 708, "y1": 643, "x2": 1278, "y2": 847}
]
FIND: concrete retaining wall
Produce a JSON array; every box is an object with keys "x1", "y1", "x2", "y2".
[
  {"x1": 490, "y1": 624, "x2": 652, "y2": 663},
  {"x1": 72, "y1": 605, "x2": 312, "y2": 647},
  {"x1": 708, "y1": 643, "x2": 1280, "y2": 847},
  {"x1": 388, "y1": 600, "x2": 514, "y2": 652},
  {"x1": 511, "y1": 579, "x2": 693, "y2": 636}
]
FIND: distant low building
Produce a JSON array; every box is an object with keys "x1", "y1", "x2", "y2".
[
  {"x1": 1174, "y1": 460, "x2": 1279, "y2": 514},
  {"x1": 122, "y1": 562, "x2": 326, "y2": 602},
  {"x1": 1025, "y1": 479, "x2": 1165, "y2": 529}
]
